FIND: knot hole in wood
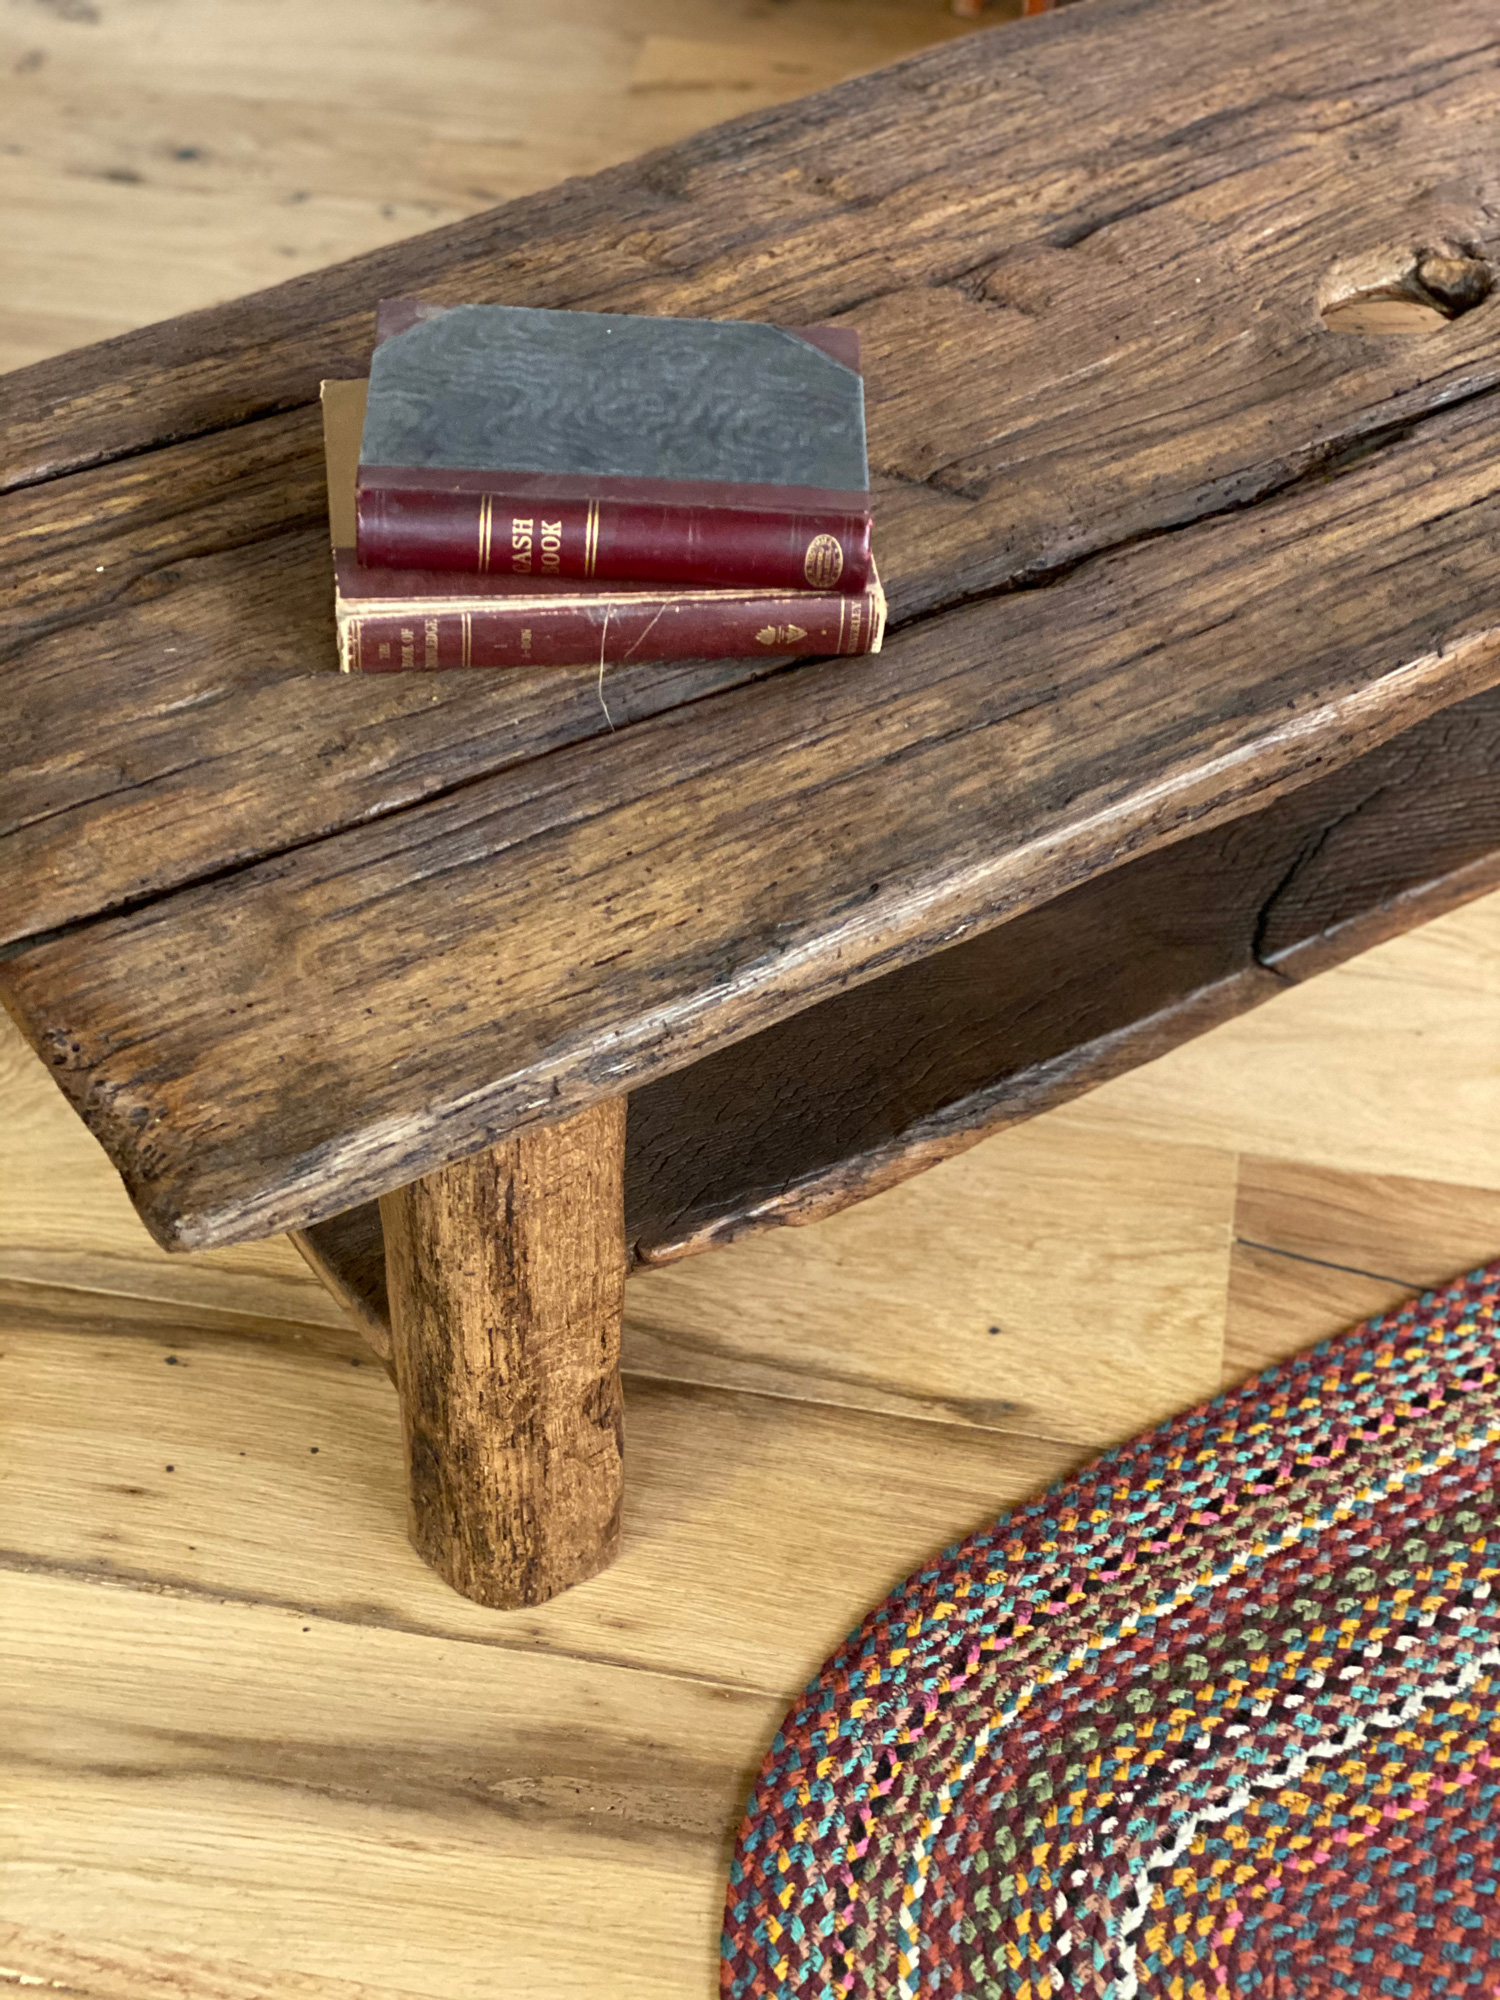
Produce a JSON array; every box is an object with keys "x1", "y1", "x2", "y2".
[{"x1": 1319, "y1": 245, "x2": 1493, "y2": 336}]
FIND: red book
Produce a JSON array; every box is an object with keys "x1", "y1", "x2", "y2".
[
  {"x1": 324, "y1": 382, "x2": 885, "y2": 670},
  {"x1": 334, "y1": 555, "x2": 884, "y2": 672},
  {"x1": 354, "y1": 301, "x2": 873, "y2": 592}
]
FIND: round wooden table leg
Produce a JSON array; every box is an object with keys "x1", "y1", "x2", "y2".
[{"x1": 378, "y1": 1098, "x2": 627, "y2": 1608}]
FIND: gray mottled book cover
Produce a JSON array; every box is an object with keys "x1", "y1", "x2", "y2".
[{"x1": 360, "y1": 303, "x2": 868, "y2": 493}]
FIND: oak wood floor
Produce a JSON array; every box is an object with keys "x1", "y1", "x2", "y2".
[
  {"x1": 4, "y1": 2, "x2": 1500, "y2": 1991},
  {"x1": 0, "y1": 0, "x2": 997, "y2": 376}
]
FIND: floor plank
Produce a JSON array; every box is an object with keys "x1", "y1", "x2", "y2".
[
  {"x1": 0, "y1": 0, "x2": 993, "y2": 374},
  {"x1": 0, "y1": 1923, "x2": 428, "y2": 2000},
  {"x1": 628, "y1": 1118, "x2": 1234, "y2": 1443},
  {"x1": 1236, "y1": 1156, "x2": 1500, "y2": 1291},
  {"x1": 0, "y1": 1283, "x2": 1084, "y2": 1698},
  {"x1": 2, "y1": 1571, "x2": 775, "y2": 2000},
  {"x1": 1223, "y1": 1157, "x2": 1500, "y2": 1384}
]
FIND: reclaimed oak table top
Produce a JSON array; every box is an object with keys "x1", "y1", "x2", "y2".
[{"x1": 3, "y1": 0, "x2": 1500, "y2": 1601}]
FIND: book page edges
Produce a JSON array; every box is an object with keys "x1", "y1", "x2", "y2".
[{"x1": 321, "y1": 379, "x2": 368, "y2": 553}]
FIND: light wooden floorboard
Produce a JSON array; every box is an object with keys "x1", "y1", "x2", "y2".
[
  {"x1": 1224, "y1": 1157, "x2": 1500, "y2": 1385},
  {"x1": 4, "y1": 1572, "x2": 775, "y2": 1999},
  {"x1": 0, "y1": 0, "x2": 999, "y2": 374},
  {"x1": 630, "y1": 1120, "x2": 1235, "y2": 1442},
  {"x1": 0, "y1": 1924, "x2": 430, "y2": 2000},
  {"x1": 5, "y1": 1, "x2": 1500, "y2": 1984},
  {"x1": 0, "y1": 1277, "x2": 1086, "y2": 1695}
]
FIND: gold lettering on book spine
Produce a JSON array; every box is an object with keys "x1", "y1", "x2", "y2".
[
  {"x1": 584, "y1": 501, "x2": 600, "y2": 578},
  {"x1": 478, "y1": 495, "x2": 494, "y2": 573}
]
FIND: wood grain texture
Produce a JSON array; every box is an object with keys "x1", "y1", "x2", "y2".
[
  {"x1": 1, "y1": 1574, "x2": 775, "y2": 2000},
  {"x1": 0, "y1": 403, "x2": 781, "y2": 946},
  {"x1": 1225, "y1": 1159, "x2": 1500, "y2": 1385},
  {"x1": 624, "y1": 684, "x2": 1500, "y2": 1258},
  {"x1": 1067, "y1": 888, "x2": 1500, "y2": 1194},
  {"x1": 0, "y1": 1286, "x2": 1083, "y2": 1694},
  {"x1": 283, "y1": 682, "x2": 1500, "y2": 1324},
  {"x1": 0, "y1": 1924, "x2": 429, "y2": 2000},
  {"x1": 624, "y1": 1121, "x2": 1233, "y2": 1445},
  {"x1": 5, "y1": 0, "x2": 1500, "y2": 1259},
  {"x1": 6, "y1": 0, "x2": 1500, "y2": 949},
  {"x1": 380, "y1": 1102, "x2": 627, "y2": 1608},
  {"x1": 8, "y1": 384, "x2": 1500, "y2": 1253},
  {"x1": 1235, "y1": 1159, "x2": 1500, "y2": 1289}
]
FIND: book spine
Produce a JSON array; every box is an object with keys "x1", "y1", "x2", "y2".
[
  {"x1": 356, "y1": 484, "x2": 872, "y2": 593},
  {"x1": 341, "y1": 588, "x2": 882, "y2": 673}
]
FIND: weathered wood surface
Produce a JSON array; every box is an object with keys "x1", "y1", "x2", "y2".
[
  {"x1": 0, "y1": 409, "x2": 781, "y2": 946},
  {"x1": 288, "y1": 684, "x2": 1500, "y2": 1332},
  {"x1": 289, "y1": 1211, "x2": 394, "y2": 1365},
  {"x1": 7, "y1": 385, "x2": 1500, "y2": 1251},
  {"x1": 4, "y1": 0, "x2": 1497, "y2": 497},
  {"x1": 2, "y1": 0, "x2": 1499, "y2": 1252},
  {"x1": 5, "y1": 0, "x2": 1500, "y2": 945},
  {"x1": 380, "y1": 1100, "x2": 627, "y2": 1608},
  {"x1": 627, "y1": 684, "x2": 1500, "y2": 1258}
]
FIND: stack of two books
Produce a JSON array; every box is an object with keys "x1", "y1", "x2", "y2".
[{"x1": 321, "y1": 300, "x2": 884, "y2": 674}]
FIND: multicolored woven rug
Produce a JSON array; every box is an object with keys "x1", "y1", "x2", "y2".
[{"x1": 723, "y1": 1263, "x2": 1500, "y2": 1998}]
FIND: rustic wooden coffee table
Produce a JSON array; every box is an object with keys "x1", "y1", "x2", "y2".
[{"x1": 3, "y1": 0, "x2": 1498, "y2": 1610}]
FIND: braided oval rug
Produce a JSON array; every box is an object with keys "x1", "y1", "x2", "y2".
[{"x1": 722, "y1": 1262, "x2": 1500, "y2": 1999}]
